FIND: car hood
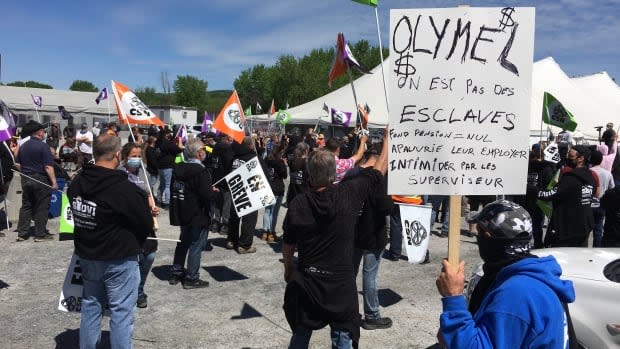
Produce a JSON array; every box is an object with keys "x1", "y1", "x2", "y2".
[{"x1": 533, "y1": 248, "x2": 620, "y2": 282}]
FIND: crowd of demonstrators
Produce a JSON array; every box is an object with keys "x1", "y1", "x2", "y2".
[
  {"x1": 156, "y1": 129, "x2": 183, "y2": 209},
  {"x1": 76, "y1": 123, "x2": 94, "y2": 170},
  {"x1": 210, "y1": 135, "x2": 233, "y2": 236},
  {"x1": 282, "y1": 120, "x2": 387, "y2": 348},
  {"x1": 285, "y1": 141, "x2": 310, "y2": 205},
  {"x1": 436, "y1": 200, "x2": 577, "y2": 349},
  {"x1": 68, "y1": 134, "x2": 154, "y2": 349},
  {"x1": 169, "y1": 138, "x2": 220, "y2": 289},
  {"x1": 589, "y1": 150, "x2": 615, "y2": 247}
]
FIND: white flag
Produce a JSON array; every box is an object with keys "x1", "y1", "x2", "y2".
[
  {"x1": 224, "y1": 156, "x2": 275, "y2": 217},
  {"x1": 399, "y1": 204, "x2": 432, "y2": 264}
]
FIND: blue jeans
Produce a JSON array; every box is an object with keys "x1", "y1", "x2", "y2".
[
  {"x1": 593, "y1": 206, "x2": 605, "y2": 247},
  {"x1": 157, "y1": 168, "x2": 173, "y2": 205},
  {"x1": 148, "y1": 173, "x2": 158, "y2": 199},
  {"x1": 138, "y1": 252, "x2": 156, "y2": 298},
  {"x1": 353, "y1": 248, "x2": 383, "y2": 319},
  {"x1": 389, "y1": 205, "x2": 402, "y2": 257},
  {"x1": 80, "y1": 256, "x2": 140, "y2": 349},
  {"x1": 172, "y1": 224, "x2": 208, "y2": 280},
  {"x1": 430, "y1": 195, "x2": 449, "y2": 234},
  {"x1": 263, "y1": 195, "x2": 283, "y2": 232},
  {"x1": 289, "y1": 325, "x2": 352, "y2": 349}
]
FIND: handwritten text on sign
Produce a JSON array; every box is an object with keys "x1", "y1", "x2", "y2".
[{"x1": 388, "y1": 7, "x2": 535, "y2": 195}]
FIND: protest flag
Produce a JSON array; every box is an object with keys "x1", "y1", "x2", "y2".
[
  {"x1": 213, "y1": 90, "x2": 246, "y2": 143},
  {"x1": 322, "y1": 102, "x2": 329, "y2": 113},
  {"x1": 536, "y1": 169, "x2": 560, "y2": 219},
  {"x1": 328, "y1": 33, "x2": 371, "y2": 87},
  {"x1": 31, "y1": 95, "x2": 43, "y2": 107},
  {"x1": 351, "y1": 0, "x2": 378, "y2": 6},
  {"x1": 59, "y1": 193, "x2": 74, "y2": 234},
  {"x1": 276, "y1": 110, "x2": 292, "y2": 125},
  {"x1": 95, "y1": 87, "x2": 108, "y2": 104},
  {"x1": 542, "y1": 92, "x2": 577, "y2": 132},
  {"x1": 58, "y1": 106, "x2": 74, "y2": 120},
  {"x1": 176, "y1": 124, "x2": 188, "y2": 144},
  {"x1": 0, "y1": 99, "x2": 16, "y2": 142},
  {"x1": 201, "y1": 112, "x2": 211, "y2": 132},
  {"x1": 256, "y1": 102, "x2": 263, "y2": 113},
  {"x1": 269, "y1": 99, "x2": 275, "y2": 117},
  {"x1": 330, "y1": 107, "x2": 353, "y2": 127},
  {"x1": 111, "y1": 80, "x2": 164, "y2": 126},
  {"x1": 244, "y1": 106, "x2": 252, "y2": 117},
  {"x1": 222, "y1": 156, "x2": 275, "y2": 217}
]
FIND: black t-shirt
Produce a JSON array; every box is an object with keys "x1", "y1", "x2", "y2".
[{"x1": 17, "y1": 138, "x2": 55, "y2": 175}]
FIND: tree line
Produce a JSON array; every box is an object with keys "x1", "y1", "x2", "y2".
[{"x1": 2, "y1": 39, "x2": 387, "y2": 121}]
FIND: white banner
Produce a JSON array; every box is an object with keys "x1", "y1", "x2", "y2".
[
  {"x1": 388, "y1": 7, "x2": 535, "y2": 195},
  {"x1": 58, "y1": 254, "x2": 83, "y2": 313},
  {"x1": 225, "y1": 157, "x2": 275, "y2": 217},
  {"x1": 400, "y1": 204, "x2": 432, "y2": 264}
]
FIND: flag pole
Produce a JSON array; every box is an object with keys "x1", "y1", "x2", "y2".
[
  {"x1": 34, "y1": 106, "x2": 41, "y2": 123},
  {"x1": 374, "y1": 6, "x2": 390, "y2": 114},
  {"x1": 347, "y1": 69, "x2": 363, "y2": 129}
]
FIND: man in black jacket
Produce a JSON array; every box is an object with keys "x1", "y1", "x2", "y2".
[
  {"x1": 210, "y1": 135, "x2": 233, "y2": 235},
  {"x1": 169, "y1": 139, "x2": 220, "y2": 288},
  {"x1": 68, "y1": 134, "x2": 153, "y2": 349},
  {"x1": 539, "y1": 145, "x2": 595, "y2": 247},
  {"x1": 156, "y1": 130, "x2": 183, "y2": 209}
]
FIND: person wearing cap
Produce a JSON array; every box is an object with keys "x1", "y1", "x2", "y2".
[
  {"x1": 436, "y1": 200, "x2": 577, "y2": 349},
  {"x1": 76, "y1": 122, "x2": 94, "y2": 170},
  {"x1": 15, "y1": 121, "x2": 58, "y2": 241},
  {"x1": 538, "y1": 144, "x2": 596, "y2": 247}
]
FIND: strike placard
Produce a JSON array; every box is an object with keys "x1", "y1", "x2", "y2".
[
  {"x1": 225, "y1": 157, "x2": 275, "y2": 217},
  {"x1": 388, "y1": 7, "x2": 535, "y2": 195}
]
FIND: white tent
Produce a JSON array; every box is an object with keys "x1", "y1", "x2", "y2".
[
  {"x1": 571, "y1": 71, "x2": 620, "y2": 130},
  {"x1": 530, "y1": 57, "x2": 615, "y2": 141}
]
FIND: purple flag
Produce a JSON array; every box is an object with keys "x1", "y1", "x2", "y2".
[
  {"x1": 201, "y1": 112, "x2": 212, "y2": 132},
  {"x1": 0, "y1": 99, "x2": 15, "y2": 142},
  {"x1": 330, "y1": 108, "x2": 353, "y2": 127},
  {"x1": 176, "y1": 124, "x2": 188, "y2": 144},
  {"x1": 58, "y1": 106, "x2": 74, "y2": 120},
  {"x1": 31, "y1": 95, "x2": 43, "y2": 107},
  {"x1": 95, "y1": 87, "x2": 108, "y2": 104}
]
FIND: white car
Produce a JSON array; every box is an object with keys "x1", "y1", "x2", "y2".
[{"x1": 467, "y1": 248, "x2": 620, "y2": 349}]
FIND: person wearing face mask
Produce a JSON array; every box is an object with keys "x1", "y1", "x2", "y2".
[
  {"x1": 68, "y1": 134, "x2": 153, "y2": 349},
  {"x1": 436, "y1": 200, "x2": 577, "y2": 349},
  {"x1": 168, "y1": 139, "x2": 220, "y2": 288},
  {"x1": 538, "y1": 145, "x2": 595, "y2": 247},
  {"x1": 119, "y1": 143, "x2": 160, "y2": 308}
]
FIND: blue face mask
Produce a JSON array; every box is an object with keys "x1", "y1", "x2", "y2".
[{"x1": 126, "y1": 157, "x2": 141, "y2": 169}]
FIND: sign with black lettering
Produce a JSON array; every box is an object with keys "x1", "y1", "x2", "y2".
[
  {"x1": 58, "y1": 254, "x2": 83, "y2": 313},
  {"x1": 224, "y1": 157, "x2": 275, "y2": 217},
  {"x1": 388, "y1": 7, "x2": 534, "y2": 195}
]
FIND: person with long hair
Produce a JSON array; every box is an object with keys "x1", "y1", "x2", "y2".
[
  {"x1": 262, "y1": 143, "x2": 288, "y2": 242},
  {"x1": 120, "y1": 142, "x2": 160, "y2": 308},
  {"x1": 285, "y1": 142, "x2": 310, "y2": 206}
]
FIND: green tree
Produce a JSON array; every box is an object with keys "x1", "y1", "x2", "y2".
[
  {"x1": 7, "y1": 80, "x2": 53, "y2": 89},
  {"x1": 173, "y1": 75, "x2": 208, "y2": 114},
  {"x1": 69, "y1": 80, "x2": 98, "y2": 92},
  {"x1": 134, "y1": 87, "x2": 161, "y2": 105}
]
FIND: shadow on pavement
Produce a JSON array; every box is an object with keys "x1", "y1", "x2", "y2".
[
  {"x1": 151, "y1": 265, "x2": 172, "y2": 282},
  {"x1": 204, "y1": 265, "x2": 248, "y2": 282},
  {"x1": 0, "y1": 280, "x2": 9, "y2": 289},
  {"x1": 231, "y1": 302, "x2": 262, "y2": 320},
  {"x1": 54, "y1": 328, "x2": 110, "y2": 349}
]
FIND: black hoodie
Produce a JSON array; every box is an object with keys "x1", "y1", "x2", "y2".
[
  {"x1": 68, "y1": 163, "x2": 153, "y2": 260},
  {"x1": 539, "y1": 167, "x2": 595, "y2": 247},
  {"x1": 169, "y1": 161, "x2": 219, "y2": 227},
  {"x1": 601, "y1": 186, "x2": 620, "y2": 247}
]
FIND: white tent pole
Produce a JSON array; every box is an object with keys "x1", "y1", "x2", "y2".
[{"x1": 347, "y1": 69, "x2": 363, "y2": 129}]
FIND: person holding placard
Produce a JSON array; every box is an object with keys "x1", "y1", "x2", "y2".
[{"x1": 437, "y1": 200, "x2": 577, "y2": 349}]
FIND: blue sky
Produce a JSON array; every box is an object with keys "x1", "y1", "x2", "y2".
[{"x1": 1, "y1": 0, "x2": 618, "y2": 92}]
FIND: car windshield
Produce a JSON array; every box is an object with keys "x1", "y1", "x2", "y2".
[{"x1": 604, "y1": 259, "x2": 620, "y2": 283}]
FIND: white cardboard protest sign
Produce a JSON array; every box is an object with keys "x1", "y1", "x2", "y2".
[
  {"x1": 399, "y1": 204, "x2": 433, "y2": 264},
  {"x1": 225, "y1": 157, "x2": 275, "y2": 217},
  {"x1": 388, "y1": 7, "x2": 535, "y2": 195},
  {"x1": 543, "y1": 141, "x2": 561, "y2": 163},
  {"x1": 58, "y1": 254, "x2": 83, "y2": 313}
]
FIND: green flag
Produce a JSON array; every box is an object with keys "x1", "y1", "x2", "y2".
[
  {"x1": 59, "y1": 193, "x2": 74, "y2": 234},
  {"x1": 542, "y1": 92, "x2": 577, "y2": 131},
  {"x1": 244, "y1": 106, "x2": 252, "y2": 117},
  {"x1": 536, "y1": 169, "x2": 560, "y2": 219},
  {"x1": 276, "y1": 110, "x2": 292, "y2": 125},
  {"x1": 352, "y1": 0, "x2": 378, "y2": 6}
]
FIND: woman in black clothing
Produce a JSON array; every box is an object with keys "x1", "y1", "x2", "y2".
[
  {"x1": 285, "y1": 142, "x2": 310, "y2": 207},
  {"x1": 262, "y1": 144, "x2": 288, "y2": 242}
]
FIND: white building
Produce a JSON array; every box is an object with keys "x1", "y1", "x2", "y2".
[{"x1": 148, "y1": 105, "x2": 197, "y2": 127}]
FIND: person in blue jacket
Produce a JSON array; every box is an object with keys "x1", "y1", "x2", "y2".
[{"x1": 436, "y1": 200, "x2": 576, "y2": 349}]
